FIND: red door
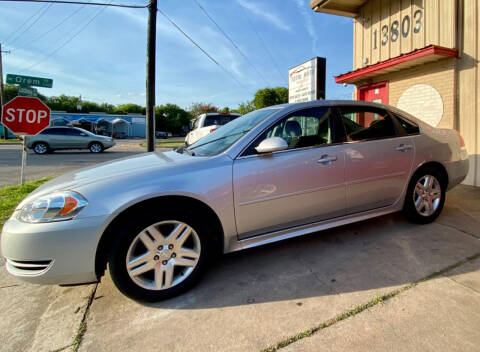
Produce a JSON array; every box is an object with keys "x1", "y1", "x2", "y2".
[{"x1": 357, "y1": 81, "x2": 389, "y2": 126}]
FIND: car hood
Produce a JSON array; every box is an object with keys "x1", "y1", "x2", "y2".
[{"x1": 20, "y1": 151, "x2": 200, "y2": 205}]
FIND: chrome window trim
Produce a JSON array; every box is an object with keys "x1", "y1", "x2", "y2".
[{"x1": 236, "y1": 142, "x2": 346, "y2": 160}]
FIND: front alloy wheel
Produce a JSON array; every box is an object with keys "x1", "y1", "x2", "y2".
[
  {"x1": 89, "y1": 142, "x2": 103, "y2": 153},
  {"x1": 108, "y1": 209, "x2": 213, "y2": 302},
  {"x1": 126, "y1": 221, "x2": 201, "y2": 290}
]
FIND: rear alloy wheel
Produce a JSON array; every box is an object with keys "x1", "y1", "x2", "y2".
[
  {"x1": 33, "y1": 142, "x2": 49, "y2": 154},
  {"x1": 108, "y1": 210, "x2": 213, "y2": 302},
  {"x1": 89, "y1": 142, "x2": 103, "y2": 153},
  {"x1": 403, "y1": 168, "x2": 445, "y2": 224}
]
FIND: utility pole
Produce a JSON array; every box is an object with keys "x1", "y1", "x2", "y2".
[
  {"x1": 145, "y1": 0, "x2": 157, "y2": 152},
  {"x1": 0, "y1": 43, "x2": 10, "y2": 140}
]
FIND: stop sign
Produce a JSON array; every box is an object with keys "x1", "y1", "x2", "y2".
[{"x1": 1, "y1": 96, "x2": 50, "y2": 135}]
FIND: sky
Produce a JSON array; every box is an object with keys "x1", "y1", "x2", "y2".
[{"x1": 0, "y1": 0, "x2": 354, "y2": 110}]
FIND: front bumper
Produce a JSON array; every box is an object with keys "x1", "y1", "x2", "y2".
[{"x1": 1, "y1": 214, "x2": 107, "y2": 285}]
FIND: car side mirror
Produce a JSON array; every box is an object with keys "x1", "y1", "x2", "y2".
[
  {"x1": 255, "y1": 137, "x2": 288, "y2": 154},
  {"x1": 80, "y1": 133, "x2": 87, "y2": 136}
]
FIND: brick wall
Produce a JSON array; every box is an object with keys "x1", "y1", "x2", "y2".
[{"x1": 356, "y1": 59, "x2": 456, "y2": 129}]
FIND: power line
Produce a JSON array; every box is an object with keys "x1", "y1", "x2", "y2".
[
  {"x1": 14, "y1": 1, "x2": 92, "y2": 51},
  {"x1": 239, "y1": 5, "x2": 287, "y2": 86},
  {"x1": 157, "y1": 8, "x2": 253, "y2": 95},
  {"x1": 3, "y1": 3, "x2": 49, "y2": 44},
  {"x1": 0, "y1": 0, "x2": 146, "y2": 8},
  {"x1": 192, "y1": 0, "x2": 271, "y2": 87},
  {"x1": 21, "y1": 0, "x2": 114, "y2": 71},
  {"x1": 7, "y1": 3, "x2": 53, "y2": 46}
]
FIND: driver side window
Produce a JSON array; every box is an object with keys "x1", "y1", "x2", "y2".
[{"x1": 244, "y1": 107, "x2": 336, "y2": 156}]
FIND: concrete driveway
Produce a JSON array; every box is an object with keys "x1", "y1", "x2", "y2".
[{"x1": 1, "y1": 185, "x2": 479, "y2": 352}]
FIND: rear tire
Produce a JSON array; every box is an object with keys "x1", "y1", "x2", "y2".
[
  {"x1": 108, "y1": 207, "x2": 214, "y2": 302},
  {"x1": 403, "y1": 167, "x2": 446, "y2": 224},
  {"x1": 33, "y1": 142, "x2": 49, "y2": 155}
]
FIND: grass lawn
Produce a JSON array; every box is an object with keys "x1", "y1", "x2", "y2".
[
  {"x1": 139, "y1": 137, "x2": 185, "y2": 149},
  {"x1": 0, "y1": 178, "x2": 51, "y2": 232},
  {"x1": 0, "y1": 139, "x2": 21, "y2": 144}
]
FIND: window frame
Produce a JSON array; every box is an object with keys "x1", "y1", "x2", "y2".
[
  {"x1": 238, "y1": 106, "x2": 345, "y2": 159},
  {"x1": 389, "y1": 112, "x2": 421, "y2": 136},
  {"x1": 41, "y1": 127, "x2": 67, "y2": 135},
  {"x1": 336, "y1": 105, "x2": 401, "y2": 143}
]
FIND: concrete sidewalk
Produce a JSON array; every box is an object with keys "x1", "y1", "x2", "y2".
[
  {"x1": 0, "y1": 185, "x2": 479, "y2": 352},
  {"x1": 283, "y1": 257, "x2": 480, "y2": 352}
]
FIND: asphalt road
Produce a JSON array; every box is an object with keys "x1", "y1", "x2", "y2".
[{"x1": 0, "y1": 143, "x2": 151, "y2": 187}]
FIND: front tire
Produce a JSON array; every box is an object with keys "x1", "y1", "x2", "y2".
[
  {"x1": 108, "y1": 208, "x2": 214, "y2": 302},
  {"x1": 403, "y1": 167, "x2": 446, "y2": 224},
  {"x1": 89, "y1": 142, "x2": 103, "y2": 153},
  {"x1": 33, "y1": 142, "x2": 49, "y2": 154}
]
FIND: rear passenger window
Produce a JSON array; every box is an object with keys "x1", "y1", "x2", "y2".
[
  {"x1": 41, "y1": 128, "x2": 63, "y2": 135},
  {"x1": 339, "y1": 107, "x2": 397, "y2": 141},
  {"x1": 394, "y1": 114, "x2": 420, "y2": 135}
]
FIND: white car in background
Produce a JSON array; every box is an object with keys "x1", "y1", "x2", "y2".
[{"x1": 185, "y1": 113, "x2": 241, "y2": 146}]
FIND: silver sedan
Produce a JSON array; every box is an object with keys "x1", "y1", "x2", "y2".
[
  {"x1": 26, "y1": 127, "x2": 115, "y2": 154},
  {"x1": 1, "y1": 101, "x2": 469, "y2": 302}
]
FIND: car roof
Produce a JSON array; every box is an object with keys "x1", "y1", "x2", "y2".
[
  {"x1": 270, "y1": 99, "x2": 392, "y2": 112},
  {"x1": 204, "y1": 113, "x2": 241, "y2": 116}
]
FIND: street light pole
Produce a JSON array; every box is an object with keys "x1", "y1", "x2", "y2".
[{"x1": 145, "y1": 0, "x2": 157, "y2": 152}]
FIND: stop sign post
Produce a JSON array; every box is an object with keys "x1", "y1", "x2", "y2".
[{"x1": 1, "y1": 97, "x2": 51, "y2": 184}]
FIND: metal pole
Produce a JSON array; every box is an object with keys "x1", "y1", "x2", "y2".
[
  {"x1": 20, "y1": 136, "x2": 27, "y2": 185},
  {"x1": 145, "y1": 0, "x2": 157, "y2": 152},
  {"x1": 0, "y1": 43, "x2": 8, "y2": 140}
]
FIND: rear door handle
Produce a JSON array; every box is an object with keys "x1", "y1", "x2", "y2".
[
  {"x1": 396, "y1": 144, "x2": 413, "y2": 152},
  {"x1": 317, "y1": 155, "x2": 337, "y2": 164}
]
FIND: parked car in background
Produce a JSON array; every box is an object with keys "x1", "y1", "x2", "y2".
[
  {"x1": 185, "y1": 112, "x2": 241, "y2": 146},
  {"x1": 2, "y1": 101, "x2": 468, "y2": 302},
  {"x1": 26, "y1": 127, "x2": 115, "y2": 154},
  {"x1": 155, "y1": 131, "x2": 169, "y2": 139}
]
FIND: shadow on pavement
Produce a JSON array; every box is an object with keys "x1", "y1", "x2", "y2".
[{"x1": 134, "y1": 203, "x2": 480, "y2": 310}]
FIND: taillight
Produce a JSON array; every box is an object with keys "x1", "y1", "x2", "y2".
[
  {"x1": 457, "y1": 131, "x2": 466, "y2": 148},
  {"x1": 210, "y1": 127, "x2": 217, "y2": 133}
]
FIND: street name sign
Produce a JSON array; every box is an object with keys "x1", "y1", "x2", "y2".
[
  {"x1": 1, "y1": 96, "x2": 50, "y2": 135},
  {"x1": 6, "y1": 74, "x2": 53, "y2": 88},
  {"x1": 18, "y1": 86, "x2": 38, "y2": 97}
]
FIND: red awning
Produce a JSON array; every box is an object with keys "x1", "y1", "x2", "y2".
[{"x1": 335, "y1": 45, "x2": 458, "y2": 84}]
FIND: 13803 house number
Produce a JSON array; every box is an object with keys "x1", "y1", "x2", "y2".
[{"x1": 373, "y1": 9, "x2": 423, "y2": 49}]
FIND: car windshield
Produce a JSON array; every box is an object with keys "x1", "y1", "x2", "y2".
[{"x1": 185, "y1": 108, "x2": 281, "y2": 157}]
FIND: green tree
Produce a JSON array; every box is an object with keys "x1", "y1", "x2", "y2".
[
  {"x1": 188, "y1": 102, "x2": 218, "y2": 118},
  {"x1": 3, "y1": 84, "x2": 47, "y2": 103},
  {"x1": 4, "y1": 84, "x2": 19, "y2": 103},
  {"x1": 232, "y1": 100, "x2": 255, "y2": 115},
  {"x1": 113, "y1": 103, "x2": 146, "y2": 115},
  {"x1": 253, "y1": 87, "x2": 288, "y2": 109},
  {"x1": 219, "y1": 106, "x2": 231, "y2": 114},
  {"x1": 274, "y1": 87, "x2": 288, "y2": 103},
  {"x1": 155, "y1": 104, "x2": 192, "y2": 135}
]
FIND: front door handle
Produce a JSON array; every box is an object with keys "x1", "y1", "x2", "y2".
[
  {"x1": 317, "y1": 155, "x2": 337, "y2": 164},
  {"x1": 396, "y1": 144, "x2": 413, "y2": 152}
]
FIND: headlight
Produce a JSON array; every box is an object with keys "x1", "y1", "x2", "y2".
[{"x1": 18, "y1": 191, "x2": 88, "y2": 223}]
